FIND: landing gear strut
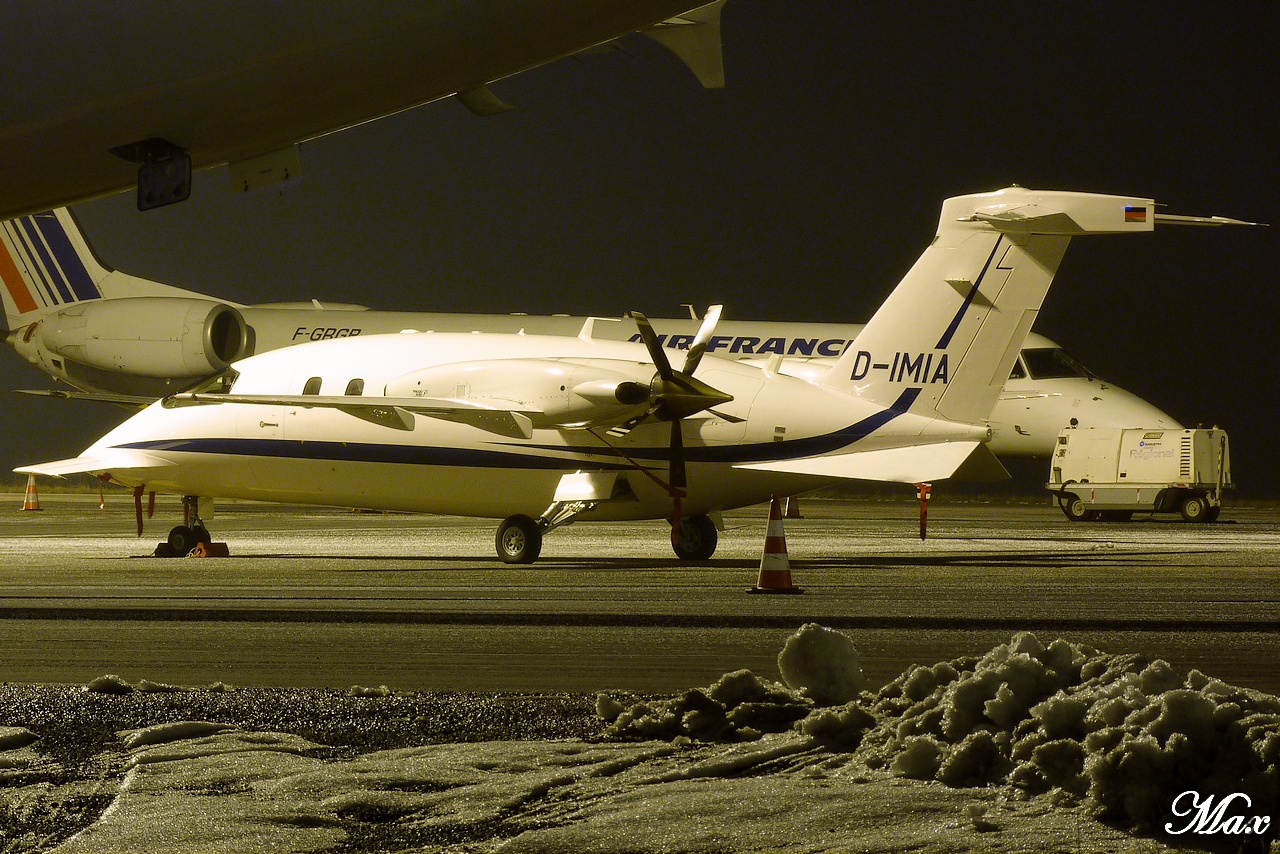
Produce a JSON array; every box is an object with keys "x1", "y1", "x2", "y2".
[{"x1": 495, "y1": 499, "x2": 598, "y2": 564}]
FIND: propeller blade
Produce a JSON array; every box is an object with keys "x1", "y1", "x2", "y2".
[
  {"x1": 631, "y1": 311, "x2": 674, "y2": 381},
  {"x1": 669, "y1": 419, "x2": 687, "y2": 493},
  {"x1": 681, "y1": 304, "x2": 723, "y2": 375}
]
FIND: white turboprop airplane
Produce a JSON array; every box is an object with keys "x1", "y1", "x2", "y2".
[
  {"x1": 17, "y1": 187, "x2": 1251, "y2": 562},
  {"x1": 0, "y1": 0, "x2": 726, "y2": 217},
  {"x1": 1, "y1": 209, "x2": 1179, "y2": 460}
]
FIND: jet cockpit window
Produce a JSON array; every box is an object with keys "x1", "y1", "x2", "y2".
[
  {"x1": 1020, "y1": 348, "x2": 1097, "y2": 380},
  {"x1": 303, "y1": 377, "x2": 322, "y2": 395},
  {"x1": 186, "y1": 369, "x2": 239, "y2": 395},
  {"x1": 1008, "y1": 359, "x2": 1027, "y2": 380},
  {"x1": 345, "y1": 379, "x2": 365, "y2": 396}
]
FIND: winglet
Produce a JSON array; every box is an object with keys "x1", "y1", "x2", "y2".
[{"x1": 639, "y1": 0, "x2": 726, "y2": 88}]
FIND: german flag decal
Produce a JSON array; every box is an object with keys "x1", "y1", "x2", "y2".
[{"x1": 1124, "y1": 205, "x2": 1148, "y2": 223}]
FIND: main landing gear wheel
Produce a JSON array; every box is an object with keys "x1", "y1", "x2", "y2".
[
  {"x1": 496, "y1": 515, "x2": 543, "y2": 564},
  {"x1": 672, "y1": 514, "x2": 717, "y2": 561}
]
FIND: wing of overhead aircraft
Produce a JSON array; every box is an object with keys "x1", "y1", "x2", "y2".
[{"x1": 0, "y1": 1, "x2": 727, "y2": 217}]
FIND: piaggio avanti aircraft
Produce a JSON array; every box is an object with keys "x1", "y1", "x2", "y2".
[
  {"x1": 17, "y1": 187, "x2": 1253, "y2": 562},
  {"x1": 0, "y1": 205, "x2": 1180, "y2": 457}
]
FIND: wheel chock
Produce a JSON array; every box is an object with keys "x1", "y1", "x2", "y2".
[{"x1": 190, "y1": 542, "x2": 230, "y2": 558}]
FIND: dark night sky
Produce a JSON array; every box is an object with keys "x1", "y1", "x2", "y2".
[{"x1": 4, "y1": 3, "x2": 1278, "y2": 494}]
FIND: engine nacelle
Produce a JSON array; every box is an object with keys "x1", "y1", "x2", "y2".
[
  {"x1": 40, "y1": 297, "x2": 249, "y2": 378},
  {"x1": 386, "y1": 359, "x2": 654, "y2": 427}
]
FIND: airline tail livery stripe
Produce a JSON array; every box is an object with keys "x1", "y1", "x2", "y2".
[{"x1": 0, "y1": 212, "x2": 101, "y2": 315}]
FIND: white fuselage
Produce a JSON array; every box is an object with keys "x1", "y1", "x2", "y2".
[{"x1": 85, "y1": 332, "x2": 985, "y2": 520}]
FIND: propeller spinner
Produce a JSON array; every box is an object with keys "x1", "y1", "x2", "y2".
[{"x1": 625, "y1": 307, "x2": 732, "y2": 546}]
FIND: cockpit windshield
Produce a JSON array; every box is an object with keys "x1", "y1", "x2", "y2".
[{"x1": 1019, "y1": 348, "x2": 1097, "y2": 380}]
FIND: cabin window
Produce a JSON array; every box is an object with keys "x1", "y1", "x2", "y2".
[
  {"x1": 345, "y1": 378, "x2": 365, "y2": 396},
  {"x1": 303, "y1": 376, "x2": 322, "y2": 395}
]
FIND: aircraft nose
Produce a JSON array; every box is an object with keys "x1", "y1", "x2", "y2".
[{"x1": 1079, "y1": 384, "x2": 1181, "y2": 429}]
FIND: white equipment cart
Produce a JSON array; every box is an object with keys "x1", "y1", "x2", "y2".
[{"x1": 1048, "y1": 427, "x2": 1231, "y2": 522}]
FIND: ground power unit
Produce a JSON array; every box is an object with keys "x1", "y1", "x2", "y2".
[{"x1": 1048, "y1": 427, "x2": 1231, "y2": 522}]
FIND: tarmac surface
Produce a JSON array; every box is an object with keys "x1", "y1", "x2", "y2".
[{"x1": 2, "y1": 493, "x2": 1277, "y2": 695}]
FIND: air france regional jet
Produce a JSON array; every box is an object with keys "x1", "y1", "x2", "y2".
[
  {"x1": 1, "y1": 209, "x2": 1178, "y2": 460},
  {"x1": 17, "y1": 187, "x2": 1252, "y2": 562}
]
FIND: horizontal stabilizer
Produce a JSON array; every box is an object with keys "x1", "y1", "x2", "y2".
[
  {"x1": 16, "y1": 448, "x2": 175, "y2": 479},
  {"x1": 735, "y1": 441, "x2": 983, "y2": 484},
  {"x1": 169, "y1": 393, "x2": 535, "y2": 439}
]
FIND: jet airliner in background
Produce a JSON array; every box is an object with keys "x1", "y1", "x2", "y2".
[
  {"x1": 17, "y1": 187, "x2": 1250, "y2": 562},
  {"x1": 1, "y1": 209, "x2": 1179, "y2": 461},
  {"x1": 0, "y1": 0, "x2": 726, "y2": 217}
]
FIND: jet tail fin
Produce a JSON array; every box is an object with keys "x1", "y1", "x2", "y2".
[
  {"x1": 821, "y1": 187, "x2": 1247, "y2": 426},
  {"x1": 2, "y1": 208, "x2": 235, "y2": 331},
  {"x1": 1, "y1": 210, "x2": 109, "y2": 327}
]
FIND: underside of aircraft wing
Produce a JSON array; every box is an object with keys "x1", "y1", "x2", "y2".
[
  {"x1": 16, "y1": 449, "x2": 176, "y2": 479},
  {"x1": 734, "y1": 441, "x2": 986, "y2": 484}
]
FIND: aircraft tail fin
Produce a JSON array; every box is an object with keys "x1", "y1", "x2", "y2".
[
  {"x1": 1, "y1": 208, "x2": 233, "y2": 331},
  {"x1": 1, "y1": 210, "x2": 110, "y2": 327},
  {"x1": 821, "y1": 187, "x2": 1163, "y2": 425}
]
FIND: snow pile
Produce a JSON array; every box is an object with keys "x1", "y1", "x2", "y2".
[
  {"x1": 599, "y1": 668, "x2": 812, "y2": 743},
  {"x1": 777, "y1": 621, "x2": 865, "y2": 705},
  {"x1": 602, "y1": 626, "x2": 1280, "y2": 841},
  {"x1": 601, "y1": 624, "x2": 867, "y2": 743},
  {"x1": 860, "y1": 631, "x2": 1280, "y2": 835}
]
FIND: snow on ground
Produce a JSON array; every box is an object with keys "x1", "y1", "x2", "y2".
[{"x1": 2, "y1": 628, "x2": 1278, "y2": 853}]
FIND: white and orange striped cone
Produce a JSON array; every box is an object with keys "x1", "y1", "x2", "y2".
[
  {"x1": 784, "y1": 496, "x2": 803, "y2": 519},
  {"x1": 20, "y1": 474, "x2": 42, "y2": 511},
  {"x1": 748, "y1": 494, "x2": 803, "y2": 594}
]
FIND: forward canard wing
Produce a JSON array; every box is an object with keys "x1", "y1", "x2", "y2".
[{"x1": 15, "y1": 448, "x2": 175, "y2": 479}]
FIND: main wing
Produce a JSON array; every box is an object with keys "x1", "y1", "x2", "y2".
[{"x1": 170, "y1": 393, "x2": 537, "y2": 439}]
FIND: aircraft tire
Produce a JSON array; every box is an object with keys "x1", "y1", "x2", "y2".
[
  {"x1": 167, "y1": 525, "x2": 198, "y2": 556},
  {"x1": 1179, "y1": 494, "x2": 1209, "y2": 523},
  {"x1": 496, "y1": 515, "x2": 543, "y2": 564},
  {"x1": 672, "y1": 514, "x2": 717, "y2": 561}
]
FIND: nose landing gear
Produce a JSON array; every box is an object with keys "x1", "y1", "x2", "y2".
[{"x1": 157, "y1": 495, "x2": 218, "y2": 557}]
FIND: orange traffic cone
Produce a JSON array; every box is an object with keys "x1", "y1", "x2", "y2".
[
  {"x1": 20, "y1": 474, "x2": 41, "y2": 511},
  {"x1": 748, "y1": 494, "x2": 803, "y2": 594}
]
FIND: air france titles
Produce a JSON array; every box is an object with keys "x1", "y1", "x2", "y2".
[
  {"x1": 849, "y1": 350, "x2": 949, "y2": 384},
  {"x1": 632, "y1": 334, "x2": 850, "y2": 357},
  {"x1": 292, "y1": 327, "x2": 362, "y2": 342}
]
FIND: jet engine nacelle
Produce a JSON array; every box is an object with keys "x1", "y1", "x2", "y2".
[
  {"x1": 386, "y1": 359, "x2": 653, "y2": 427},
  {"x1": 39, "y1": 297, "x2": 249, "y2": 378}
]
